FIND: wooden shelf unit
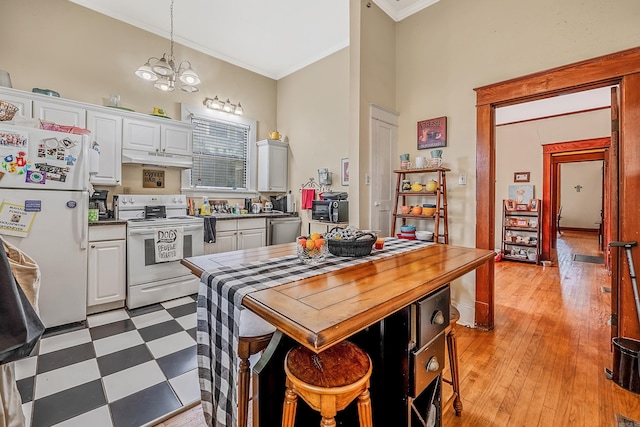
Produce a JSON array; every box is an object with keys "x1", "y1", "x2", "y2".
[
  {"x1": 391, "y1": 167, "x2": 449, "y2": 244},
  {"x1": 501, "y1": 201, "x2": 542, "y2": 264}
]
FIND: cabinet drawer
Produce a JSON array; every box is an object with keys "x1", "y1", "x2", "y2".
[
  {"x1": 413, "y1": 286, "x2": 450, "y2": 349},
  {"x1": 89, "y1": 225, "x2": 126, "y2": 241},
  {"x1": 215, "y1": 219, "x2": 237, "y2": 232},
  {"x1": 238, "y1": 218, "x2": 266, "y2": 230}
]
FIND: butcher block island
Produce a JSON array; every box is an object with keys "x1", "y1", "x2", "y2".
[{"x1": 182, "y1": 240, "x2": 494, "y2": 426}]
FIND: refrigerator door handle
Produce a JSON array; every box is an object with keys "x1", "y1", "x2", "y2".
[{"x1": 80, "y1": 193, "x2": 88, "y2": 250}]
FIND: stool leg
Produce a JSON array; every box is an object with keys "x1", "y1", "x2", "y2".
[
  {"x1": 238, "y1": 356, "x2": 250, "y2": 427},
  {"x1": 446, "y1": 327, "x2": 463, "y2": 416},
  {"x1": 281, "y1": 387, "x2": 298, "y2": 427},
  {"x1": 356, "y1": 389, "x2": 373, "y2": 427},
  {"x1": 320, "y1": 417, "x2": 337, "y2": 427}
]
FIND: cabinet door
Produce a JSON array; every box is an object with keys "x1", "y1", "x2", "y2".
[
  {"x1": 87, "y1": 110, "x2": 122, "y2": 186},
  {"x1": 208, "y1": 230, "x2": 237, "y2": 254},
  {"x1": 238, "y1": 228, "x2": 266, "y2": 250},
  {"x1": 161, "y1": 124, "x2": 192, "y2": 156},
  {"x1": 123, "y1": 118, "x2": 160, "y2": 152},
  {"x1": 33, "y1": 100, "x2": 86, "y2": 127},
  {"x1": 0, "y1": 92, "x2": 32, "y2": 117},
  {"x1": 258, "y1": 140, "x2": 289, "y2": 192},
  {"x1": 88, "y1": 239, "x2": 126, "y2": 306}
]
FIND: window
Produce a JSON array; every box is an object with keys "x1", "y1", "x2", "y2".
[
  {"x1": 181, "y1": 104, "x2": 257, "y2": 195},
  {"x1": 191, "y1": 116, "x2": 248, "y2": 189}
]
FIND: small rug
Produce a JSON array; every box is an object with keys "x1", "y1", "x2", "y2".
[
  {"x1": 573, "y1": 254, "x2": 604, "y2": 264},
  {"x1": 617, "y1": 414, "x2": 640, "y2": 427}
]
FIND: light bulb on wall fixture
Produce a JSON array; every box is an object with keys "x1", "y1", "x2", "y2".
[
  {"x1": 135, "y1": 0, "x2": 200, "y2": 93},
  {"x1": 204, "y1": 97, "x2": 244, "y2": 115}
]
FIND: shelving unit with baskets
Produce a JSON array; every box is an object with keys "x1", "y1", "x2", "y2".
[
  {"x1": 501, "y1": 199, "x2": 542, "y2": 264},
  {"x1": 391, "y1": 167, "x2": 449, "y2": 243}
]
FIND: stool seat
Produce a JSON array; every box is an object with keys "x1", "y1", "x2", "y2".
[
  {"x1": 287, "y1": 341, "x2": 370, "y2": 388},
  {"x1": 282, "y1": 341, "x2": 373, "y2": 427}
]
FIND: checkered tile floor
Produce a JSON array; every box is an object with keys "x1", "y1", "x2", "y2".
[{"x1": 14, "y1": 295, "x2": 199, "y2": 427}]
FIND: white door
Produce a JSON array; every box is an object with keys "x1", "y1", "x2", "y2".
[
  {"x1": 370, "y1": 105, "x2": 398, "y2": 237},
  {"x1": 88, "y1": 239, "x2": 126, "y2": 306}
]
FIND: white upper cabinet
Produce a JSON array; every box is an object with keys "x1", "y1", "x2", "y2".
[
  {"x1": 122, "y1": 118, "x2": 160, "y2": 152},
  {"x1": 87, "y1": 109, "x2": 122, "y2": 186},
  {"x1": 161, "y1": 123, "x2": 192, "y2": 156},
  {"x1": 33, "y1": 100, "x2": 86, "y2": 127},
  {"x1": 257, "y1": 139, "x2": 289, "y2": 192},
  {"x1": 0, "y1": 91, "x2": 32, "y2": 118}
]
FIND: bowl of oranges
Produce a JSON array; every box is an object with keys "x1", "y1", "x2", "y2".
[{"x1": 296, "y1": 233, "x2": 327, "y2": 265}]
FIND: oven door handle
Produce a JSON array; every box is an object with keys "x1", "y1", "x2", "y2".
[{"x1": 128, "y1": 224, "x2": 204, "y2": 235}]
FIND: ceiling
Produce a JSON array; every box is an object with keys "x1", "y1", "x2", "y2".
[{"x1": 68, "y1": 0, "x2": 439, "y2": 80}]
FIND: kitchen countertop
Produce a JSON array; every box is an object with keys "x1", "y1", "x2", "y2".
[
  {"x1": 204, "y1": 212, "x2": 297, "y2": 220},
  {"x1": 88, "y1": 219, "x2": 128, "y2": 226}
]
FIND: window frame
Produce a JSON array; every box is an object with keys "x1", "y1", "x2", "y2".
[{"x1": 180, "y1": 103, "x2": 258, "y2": 198}]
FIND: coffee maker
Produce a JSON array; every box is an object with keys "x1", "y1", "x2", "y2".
[{"x1": 90, "y1": 190, "x2": 109, "y2": 220}]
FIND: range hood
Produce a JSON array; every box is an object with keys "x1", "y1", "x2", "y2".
[{"x1": 122, "y1": 149, "x2": 192, "y2": 169}]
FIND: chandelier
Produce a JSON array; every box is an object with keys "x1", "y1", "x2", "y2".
[{"x1": 135, "y1": 0, "x2": 201, "y2": 92}]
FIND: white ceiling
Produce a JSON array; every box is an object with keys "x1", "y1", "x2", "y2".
[{"x1": 68, "y1": 0, "x2": 439, "y2": 80}]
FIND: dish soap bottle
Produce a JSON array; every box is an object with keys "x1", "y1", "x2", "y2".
[{"x1": 200, "y1": 197, "x2": 211, "y2": 216}]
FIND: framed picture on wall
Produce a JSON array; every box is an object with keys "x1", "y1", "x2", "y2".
[
  {"x1": 341, "y1": 158, "x2": 349, "y2": 186},
  {"x1": 514, "y1": 172, "x2": 530, "y2": 183},
  {"x1": 417, "y1": 116, "x2": 447, "y2": 149}
]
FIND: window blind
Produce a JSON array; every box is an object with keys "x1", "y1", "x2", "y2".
[{"x1": 191, "y1": 115, "x2": 249, "y2": 189}]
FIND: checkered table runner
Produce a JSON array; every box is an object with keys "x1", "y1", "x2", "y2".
[{"x1": 196, "y1": 238, "x2": 432, "y2": 426}]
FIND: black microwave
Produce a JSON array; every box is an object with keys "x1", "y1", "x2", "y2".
[{"x1": 312, "y1": 200, "x2": 349, "y2": 223}]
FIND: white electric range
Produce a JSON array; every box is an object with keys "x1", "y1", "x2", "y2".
[{"x1": 115, "y1": 194, "x2": 204, "y2": 309}]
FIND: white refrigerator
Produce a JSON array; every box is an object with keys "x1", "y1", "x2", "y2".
[{"x1": 0, "y1": 124, "x2": 89, "y2": 328}]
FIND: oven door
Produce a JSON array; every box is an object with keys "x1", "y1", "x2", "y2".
[{"x1": 127, "y1": 223, "x2": 204, "y2": 287}]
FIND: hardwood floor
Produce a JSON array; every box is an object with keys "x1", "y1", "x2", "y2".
[{"x1": 158, "y1": 231, "x2": 640, "y2": 426}]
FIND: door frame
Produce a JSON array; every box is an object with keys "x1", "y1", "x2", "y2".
[{"x1": 474, "y1": 46, "x2": 640, "y2": 333}]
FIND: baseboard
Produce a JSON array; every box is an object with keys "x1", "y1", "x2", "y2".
[{"x1": 558, "y1": 227, "x2": 598, "y2": 233}]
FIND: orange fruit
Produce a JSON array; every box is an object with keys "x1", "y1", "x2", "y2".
[
  {"x1": 314, "y1": 239, "x2": 325, "y2": 249},
  {"x1": 310, "y1": 232, "x2": 321, "y2": 241},
  {"x1": 299, "y1": 238, "x2": 307, "y2": 248},
  {"x1": 306, "y1": 240, "x2": 315, "y2": 250}
]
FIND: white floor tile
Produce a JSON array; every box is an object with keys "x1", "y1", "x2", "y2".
[
  {"x1": 93, "y1": 330, "x2": 144, "y2": 357},
  {"x1": 161, "y1": 296, "x2": 195, "y2": 309},
  {"x1": 169, "y1": 369, "x2": 200, "y2": 406},
  {"x1": 34, "y1": 359, "x2": 101, "y2": 400},
  {"x1": 52, "y1": 405, "x2": 113, "y2": 427},
  {"x1": 175, "y1": 312, "x2": 197, "y2": 330},
  {"x1": 87, "y1": 310, "x2": 129, "y2": 328},
  {"x1": 14, "y1": 356, "x2": 38, "y2": 380},
  {"x1": 39, "y1": 329, "x2": 92, "y2": 355},
  {"x1": 21, "y1": 401, "x2": 32, "y2": 427},
  {"x1": 130, "y1": 310, "x2": 173, "y2": 329},
  {"x1": 146, "y1": 331, "x2": 196, "y2": 359},
  {"x1": 102, "y1": 360, "x2": 165, "y2": 403}
]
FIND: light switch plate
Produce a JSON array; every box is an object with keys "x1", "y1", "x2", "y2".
[{"x1": 458, "y1": 174, "x2": 467, "y2": 185}]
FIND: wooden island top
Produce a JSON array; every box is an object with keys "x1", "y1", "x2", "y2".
[{"x1": 182, "y1": 242, "x2": 494, "y2": 353}]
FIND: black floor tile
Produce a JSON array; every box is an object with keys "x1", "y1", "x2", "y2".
[
  {"x1": 37, "y1": 342, "x2": 96, "y2": 374},
  {"x1": 166, "y1": 301, "x2": 196, "y2": 319},
  {"x1": 42, "y1": 321, "x2": 87, "y2": 338},
  {"x1": 138, "y1": 320, "x2": 184, "y2": 342},
  {"x1": 127, "y1": 303, "x2": 164, "y2": 317},
  {"x1": 31, "y1": 379, "x2": 106, "y2": 427},
  {"x1": 109, "y1": 382, "x2": 181, "y2": 427},
  {"x1": 157, "y1": 345, "x2": 197, "y2": 379},
  {"x1": 89, "y1": 319, "x2": 137, "y2": 341},
  {"x1": 16, "y1": 376, "x2": 35, "y2": 403},
  {"x1": 97, "y1": 344, "x2": 154, "y2": 377},
  {"x1": 186, "y1": 327, "x2": 197, "y2": 341}
]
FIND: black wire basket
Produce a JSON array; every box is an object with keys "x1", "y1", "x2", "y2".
[{"x1": 327, "y1": 232, "x2": 377, "y2": 257}]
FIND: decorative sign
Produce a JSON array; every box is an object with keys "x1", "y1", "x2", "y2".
[
  {"x1": 143, "y1": 169, "x2": 165, "y2": 188},
  {"x1": 0, "y1": 199, "x2": 37, "y2": 237},
  {"x1": 417, "y1": 116, "x2": 447, "y2": 150},
  {"x1": 154, "y1": 226, "x2": 184, "y2": 263},
  {"x1": 24, "y1": 200, "x2": 42, "y2": 212}
]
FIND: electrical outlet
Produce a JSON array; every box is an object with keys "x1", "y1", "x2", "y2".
[
  {"x1": 458, "y1": 174, "x2": 467, "y2": 185},
  {"x1": 365, "y1": 174, "x2": 371, "y2": 185}
]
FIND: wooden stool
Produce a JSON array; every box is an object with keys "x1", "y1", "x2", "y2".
[
  {"x1": 238, "y1": 309, "x2": 276, "y2": 427},
  {"x1": 443, "y1": 305, "x2": 462, "y2": 416},
  {"x1": 281, "y1": 341, "x2": 373, "y2": 427}
]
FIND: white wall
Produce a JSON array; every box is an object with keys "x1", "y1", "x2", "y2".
[{"x1": 560, "y1": 162, "x2": 603, "y2": 229}]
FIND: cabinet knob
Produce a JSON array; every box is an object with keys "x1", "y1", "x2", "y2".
[
  {"x1": 426, "y1": 356, "x2": 440, "y2": 372},
  {"x1": 91, "y1": 245, "x2": 95, "y2": 249},
  {"x1": 431, "y1": 310, "x2": 445, "y2": 325}
]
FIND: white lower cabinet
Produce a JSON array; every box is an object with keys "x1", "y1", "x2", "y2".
[
  {"x1": 88, "y1": 224, "x2": 126, "y2": 312},
  {"x1": 204, "y1": 218, "x2": 266, "y2": 254}
]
